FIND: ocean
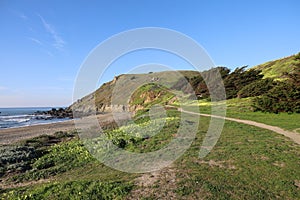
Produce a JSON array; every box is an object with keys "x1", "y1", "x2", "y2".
[{"x1": 0, "y1": 107, "x2": 71, "y2": 129}]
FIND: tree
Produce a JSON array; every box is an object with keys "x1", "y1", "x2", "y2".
[
  {"x1": 224, "y1": 66, "x2": 263, "y2": 99},
  {"x1": 238, "y1": 78, "x2": 276, "y2": 98}
]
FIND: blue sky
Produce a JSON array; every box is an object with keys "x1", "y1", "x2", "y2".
[{"x1": 0, "y1": 0, "x2": 299, "y2": 107}]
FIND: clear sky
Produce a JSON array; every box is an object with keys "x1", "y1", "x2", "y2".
[{"x1": 0, "y1": 0, "x2": 300, "y2": 107}]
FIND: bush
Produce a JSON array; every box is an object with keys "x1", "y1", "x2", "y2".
[
  {"x1": 224, "y1": 67, "x2": 263, "y2": 99},
  {"x1": 295, "y1": 52, "x2": 300, "y2": 60},
  {"x1": 0, "y1": 146, "x2": 40, "y2": 176},
  {"x1": 252, "y1": 81, "x2": 300, "y2": 113},
  {"x1": 238, "y1": 78, "x2": 276, "y2": 98}
]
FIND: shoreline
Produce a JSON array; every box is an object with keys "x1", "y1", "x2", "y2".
[
  {"x1": 0, "y1": 119, "x2": 76, "y2": 145},
  {"x1": 0, "y1": 112, "x2": 131, "y2": 145},
  {"x1": 0, "y1": 118, "x2": 73, "y2": 131}
]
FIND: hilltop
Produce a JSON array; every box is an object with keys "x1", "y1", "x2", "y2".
[
  {"x1": 254, "y1": 52, "x2": 300, "y2": 80},
  {"x1": 70, "y1": 70, "x2": 201, "y2": 115},
  {"x1": 70, "y1": 52, "x2": 300, "y2": 114}
]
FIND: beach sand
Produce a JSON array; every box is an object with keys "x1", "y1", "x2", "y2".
[{"x1": 0, "y1": 113, "x2": 131, "y2": 145}]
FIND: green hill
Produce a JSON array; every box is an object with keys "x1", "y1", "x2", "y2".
[
  {"x1": 70, "y1": 70, "x2": 200, "y2": 114},
  {"x1": 1, "y1": 53, "x2": 300, "y2": 199},
  {"x1": 70, "y1": 52, "x2": 300, "y2": 114},
  {"x1": 253, "y1": 52, "x2": 300, "y2": 80}
]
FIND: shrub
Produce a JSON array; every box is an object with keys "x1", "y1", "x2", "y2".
[
  {"x1": 0, "y1": 146, "x2": 40, "y2": 176},
  {"x1": 224, "y1": 66, "x2": 263, "y2": 99},
  {"x1": 295, "y1": 52, "x2": 300, "y2": 60},
  {"x1": 237, "y1": 78, "x2": 276, "y2": 98},
  {"x1": 252, "y1": 81, "x2": 300, "y2": 113}
]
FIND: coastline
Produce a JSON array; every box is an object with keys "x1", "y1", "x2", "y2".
[
  {"x1": 0, "y1": 119, "x2": 76, "y2": 145},
  {"x1": 0, "y1": 112, "x2": 131, "y2": 145},
  {"x1": 0, "y1": 118, "x2": 73, "y2": 131}
]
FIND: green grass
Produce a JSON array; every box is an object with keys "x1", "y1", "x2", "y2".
[
  {"x1": 174, "y1": 117, "x2": 300, "y2": 199},
  {"x1": 254, "y1": 53, "x2": 300, "y2": 80},
  {"x1": 182, "y1": 98, "x2": 300, "y2": 131},
  {"x1": 129, "y1": 83, "x2": 175, "y2": 109},
  {"x1": 1, "y1": 108, "x2": 300, "y2": 199},
  {"x1": 1, "y1": 136, "x2": 136, "y2": 199},
  {"x1": 2, "y1": 180, "x2": 133, "y2": 200}
]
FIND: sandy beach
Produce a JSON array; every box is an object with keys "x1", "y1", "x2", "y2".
[
  {"x1": 0, "y1": 113, "x2": 131, "y2": 145},
  {"x1": 0, "y1": 119, "x2": 76, "y2": 145}
]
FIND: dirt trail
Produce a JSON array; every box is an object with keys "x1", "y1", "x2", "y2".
[{"x1": 180, "y1": 109, "x2": 300, "y2": 145}]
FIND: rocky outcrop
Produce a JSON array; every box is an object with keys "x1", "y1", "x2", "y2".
[{"x1": 35, "y1": 108, "x2": 73, "y2": 119}]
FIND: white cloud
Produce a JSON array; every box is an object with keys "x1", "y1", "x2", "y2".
[
  {"x1": 28, "y1": 37, "x2": 43, "y2": 45},
  {"x1": 38, "y1": 14, "x2": 66, "y2": 50},
  {"x1": 20, "y1": 13, "x2": 28, "y2": 20}
]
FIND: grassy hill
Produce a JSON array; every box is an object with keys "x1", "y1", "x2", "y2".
[
  {"x1": 70, "y1": 70, "x2": 200, "y2": 114},
  {"x1": 70, "y1": 52, "x2": 300, "y2": 115},
  {"x1": 253, "y1": 52, "x2": 300, "y2": 80},
  {"x1": 1, "y1": 53, "x2": 299, "y2": 199}
]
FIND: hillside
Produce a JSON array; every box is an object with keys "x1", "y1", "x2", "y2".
[
  {"x1": 70, "y1": 70, "x2": 201, "y2": 115},
  {"x1": 254, "y1": 52, "x2": 300, "y2": 80},
  {"x1": 70, "y1": 52, "x2": 300, "y2": 115},
  {"x1": 1, "y1": 54, "x2": 300, "y2": 199},
  {"x1": 1, "y1": 107, "x2": 300, "y2": 199}
]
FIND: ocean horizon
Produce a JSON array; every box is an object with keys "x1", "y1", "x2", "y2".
[{"x1": 0, "y1": 107, "x2": 70, "y2": 129}]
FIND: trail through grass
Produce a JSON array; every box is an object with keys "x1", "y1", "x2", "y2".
[{"x1": 1, "y1": 109, "x2": 299, "y2": 199}]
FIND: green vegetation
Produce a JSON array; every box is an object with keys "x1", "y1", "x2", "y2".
[
  {"x1": 254, "y1": 53, "x2": 300, "y2": 80},
  {"x1": 184, "y1": 98, "x2": 300, "y2": 131},
  {"x1": 129, "y1": 83, "x2": 175, "y2": 110},
  {"x1": 0, "y1": 131, "x2": 77, "y2": 180},
  {"x1": 0, "y1": 131, "x2": 135, "y2": 199},
  {"x1": 223, "y1": 66, "x2": 263, "y2": 99},
  {"x1": 172, "y1": 53, "x2": 300, "y2": 114},
  {"x1": 1, "y1": 53, "x2": 300, "y2": 199},
  {"x1": 174, "y1": 118, "x2": 300, "y2": 199},
  {"x1": 2, "y1": 181, "x2": 133, "y2": 200},
  {"x1": 237, "y1": 78, "x2": 276, "y2": 98},
  {"x1": 11, "y1": 139, "x2": 95, "y2": 182},
  {"x1": 71, "y1": 52, "x2": 300, "y2": 114},
  {"x1": 1, "y1": 108, "x2": 300, "y2": 199},
  {"x1": 252, "y1": 63, "x2": 300, "y2": 113}
]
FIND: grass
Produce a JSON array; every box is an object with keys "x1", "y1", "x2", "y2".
[
  {"x1": 182, "y1": 97, "x2": 300, "y2": 131},
  {"x1": 0, "y1": 133, "x2": 136, "y2": 199},
  {"x1": 129, "y1": 83, "x2": 175, "y2": 109},
  {"x1": 254, "y1": 53, "x2": 300, "y2": 80},
  {"x1": 174, "y1": 118, "x2": 300, "y2": 199},
  {"x1": 0, "y1": 108, "x2": 300, "y2": 199},
  {"x1": 2, "y1": 180, "x2": 133, "y2": 200}
]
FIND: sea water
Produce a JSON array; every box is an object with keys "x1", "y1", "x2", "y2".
[{"x1": 0, "y1": 107, "x2": 71, "y2": 129}]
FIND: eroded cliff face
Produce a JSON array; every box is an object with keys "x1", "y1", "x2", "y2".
[
  {"x1": 70, "y1": 84, "x2": 175, "y2": 116},
  {"x1": 69, "y1": 71, "x2": 194, "y2": 116}
]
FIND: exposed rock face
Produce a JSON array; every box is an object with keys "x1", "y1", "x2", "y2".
[
  {"x1": 70, "y1": 102, "x2": 130, "y2": 118},
  {"x1": 69, "y1": 71, "x2": 199, "y2": 117},
  {"x1": 99, "y1": 104, "x2": 129, "y2": 113}
]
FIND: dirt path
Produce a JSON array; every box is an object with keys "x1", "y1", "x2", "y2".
[{"x1": 180, "y1": 109, "x2": 300, "y2": 145}]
